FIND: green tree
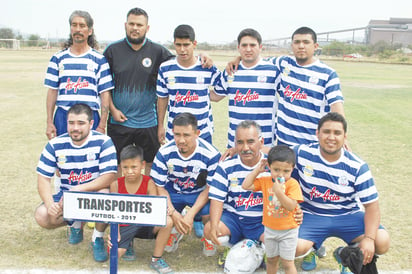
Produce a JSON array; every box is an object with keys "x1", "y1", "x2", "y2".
[
  {"x1": 0, "y1": 28, "x2": 15, "y2": 39},
  {"x1": 27, "y1": 34, "x2": 40, "y2": 47}
]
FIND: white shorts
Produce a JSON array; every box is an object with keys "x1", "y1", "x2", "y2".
[{"x1": 264, "y1": 226, "x2": 298, "y2": 261}]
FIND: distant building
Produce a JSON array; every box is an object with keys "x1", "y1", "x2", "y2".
[{"x1": 366, "y1": 18, "x2": 412, "y2": 46}]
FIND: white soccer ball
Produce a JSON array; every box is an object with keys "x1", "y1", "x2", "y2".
[{"x1": 224, "y1": 239, "x2": 264, "y2": 274}]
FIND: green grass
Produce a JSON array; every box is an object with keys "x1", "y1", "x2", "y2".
[{"x1": 0, "y1": 49, "x2": 411, "y2": 271}]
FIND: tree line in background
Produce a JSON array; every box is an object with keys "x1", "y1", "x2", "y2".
[{"x1": 1, "y1": 27, "x2": 411, "y2": 63}]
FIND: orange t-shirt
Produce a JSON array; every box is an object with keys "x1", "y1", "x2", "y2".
[{"x1": 254, "y1": 176, "x2": 303, "y2": 230}]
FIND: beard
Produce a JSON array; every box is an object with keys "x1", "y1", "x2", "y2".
[{"x1": 126, "y1": 33, "x2": 146, "y2": 45}]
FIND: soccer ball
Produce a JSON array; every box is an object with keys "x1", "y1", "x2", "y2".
[{"x1": 224, "y1": 239, "x2": 264, "y2": 274}]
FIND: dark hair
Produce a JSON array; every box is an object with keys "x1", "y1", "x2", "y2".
[
  {"x1": 172, "y1": 112, "x2": 198, "y2": 130},
  {"x1": 236, "y1": 120, "x2": 262, "y2": 137},
  {"x1": 174, "y1": 24, "x2": 195, "y2": 41},
  {"x1": 63, "y1": 10, "x2": 98, "y2": 50},
  {"x1": 127, "y1": 7, "x2": 149, "y2": 21},
  {"x1": 67, "y1": 103, "x2": 93, "y2": 121},
  {"x1": 318, "y1": 112, "x2": 347, "y2": 133},
  {"x1": 267, "y1": 145, "x2": 295, "y2": 166},
  {"x1": 237, "y1": 28, "x2": 262, "y2": 45},
  {"x1": 120, "y1": 144, "x2": 144, "y2": 162},
  {"x1": 292, "y1": 26, "x2": 317, "y2": 43}
]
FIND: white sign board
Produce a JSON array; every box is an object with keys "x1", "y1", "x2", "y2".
[{"x1": 63, "y1": 191, "x2": 167, "y2": 226}]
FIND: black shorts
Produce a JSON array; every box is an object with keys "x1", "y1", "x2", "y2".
[
  {"x1": 118, "y1": 225, "x2": 155, "y2": 249},
  {"x1": 108, "y1": 123, "x2": 160, "y2": 163}
]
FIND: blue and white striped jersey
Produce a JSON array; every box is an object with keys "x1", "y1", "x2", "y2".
[
  {"x1": 150, "y1": 138, "x2": 221, "y2": 194},
  {"x1": 294, "y1": 143, "x2": 378, "y2": 216},
  {"x1": 44, "y1": 48, "x2": 114, "y2": 111},
  {"x1": 157, "y1": 57, "x2": 224, "y2": 142},
  {"x1": 208, "y1": 153, "x2": 269, "y2": 218},
  {"x1": 216, "y1": 59, "x2": 279, "y2": 148},
  {"x1": 272, "y1": 56, "x2": 343, "y2": 146},
  {"x1": 36, "y1": 131, "x2": 118, "y2": 192}
]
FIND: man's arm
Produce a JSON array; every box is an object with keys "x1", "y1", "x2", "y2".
[
  {"x1": 108, "y1": 92, "x2": 127, "y2": 123},
  {"x1": 183, "y1": 186, "x2": 210, "y2": 228},
  {"x1": 359, "y1": 201, "x2": 380, "y2": 264},
  {"x1": 330, "y1": 102, "x2": 350, "y2": 150},
  {"x1": 37, "y1": 174, "x2": 54, "y2": 209},
  {"x1": 157, "y1": 97, "x2": 168, "y2": 144},
  {"x1": 96, "y1": 91, "x2": 111, "y2": 133},
  {"x1": 46, "y1": 88, "x2": 57, "y2": 139},
  {"x1": 208, "y1": 199, "x2": 224, "y2": 246},
  {"x1": 210, "y1": 89, "x2": 225, "y2": 102},
  {"x1": 157, "y1": 184, "x2": 189, "y2": 234},
  {"x1": 330, "y1": 102, "x2": 345, "y2": 117}
]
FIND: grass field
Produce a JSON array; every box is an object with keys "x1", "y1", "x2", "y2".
[{"x1": 0, "y1": 49, "x2": 411, "y2": 272}]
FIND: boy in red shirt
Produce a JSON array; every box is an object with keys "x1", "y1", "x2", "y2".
[{"x1": 109, "y1": 144, "x2": 173, "y2": 274}]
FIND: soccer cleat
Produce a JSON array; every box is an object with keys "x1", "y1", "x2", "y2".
[
  {"x1": 87, "y1": 222, "x2": 95, "y2": 229},
  {"x1": 150, "y1": 258, "x2": 174, "y2": 274},
  {"x1": 201, "y1": 237, "x2": 217, "y2": 256},
  {"x1": 92, "y1": 237, "x2": 108, "y2": 262},
  {"x1": 301, "y1": 250, "x2": 318, "y2": 271},
  {"x1": 316, "y1": 245, "x2": 327, "y2": 258},
  {"x1": 333, "y1": 247, "x2": 353, "y2": 274},
  {"x1": 217, "y1": 246, "x2": 230, "y2": 268},
  {"x1": 164, "y1": 232, "x2": 183, "y2": 253},
  {"x1": 194, "y1": 221, "x2": 204, "y2": 238},
  {"x1": 122, "y1": 241, "x2": 136, "y2": 261},
  {"x1": 67, "y1": 227, "x2": 83, "y2": 245}
]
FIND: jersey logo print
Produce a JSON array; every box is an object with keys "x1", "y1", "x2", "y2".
[
  {"x1": 172, "y1": 177, "x2": 195, "y2": 189},
  {"x1": 235, "y1": 193, "x2": 263, "y2": 209},
  {"x1": 284, "y1": 85, "x2": 307, "y2": 102},
  {"x1": 233, "y1": 89, "x2": 259, "y2": 105},
  {"x1": 65, "y1": 77, "x2": 89, "y2": 93},
  {"x1": 309, "y1": 186, "x2": 340, "y2": 201},
  {"x1": 174, "y1": 90, "x2": 199, "y2": 106},
  {"x1": 67, "y1": 170, "x2": 93, "y2": 185}
]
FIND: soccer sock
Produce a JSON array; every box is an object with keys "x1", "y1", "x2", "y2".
[
  {"x1": 92, "y1": 228, "x2": 105, "y2": 242},
  {"x1": 152, "y1": 256, "x2": 161, "y2": 262},
  {"x1": 71, "y1": 221, "x2": 82, "y2": 229},
  {"x1": 218, "y1": 236, "x2": 232, "y2": 247}
]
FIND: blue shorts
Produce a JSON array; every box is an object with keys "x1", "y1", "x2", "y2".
[
  {"x1": 221, "y1": 211, "x2": 264, "y2": 245},
  {"x1": 54, "y1": 107, "x2": 100, "y2": 136},
  {"x1": 298, "y1": 212, "x2": 384, "y2": 249},
  {"x1": 168, "y1": 190, "x2": 210, "y2": 218}
]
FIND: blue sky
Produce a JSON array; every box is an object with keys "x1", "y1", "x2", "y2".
[{"x1": 2, "y1": 0, "x2": 412, "y2": 43}]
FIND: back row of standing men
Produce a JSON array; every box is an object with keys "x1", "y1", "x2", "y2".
[{"x1": 37, "y1": 7, "x2": 390, "y2": 274}]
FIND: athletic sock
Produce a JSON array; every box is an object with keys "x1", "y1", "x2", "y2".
[{"x1": 92, "y1": 228, "x2": 105, "y2": 242}]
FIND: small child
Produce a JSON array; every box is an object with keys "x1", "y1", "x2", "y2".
[
  {"x1": 242, "y1": 145, "x2": 303, "y2": 274},
  {"x1": 108, "y1": 144, "x2": 174, "y2": 274}
]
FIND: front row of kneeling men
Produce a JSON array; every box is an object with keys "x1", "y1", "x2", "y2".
[{"x1": 35, "y1": 104, "x2": 389, "y2": 274}]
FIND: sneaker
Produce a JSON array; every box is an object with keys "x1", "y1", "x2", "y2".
[
  {"x1": 150, "y1": 258, "x2": 174, "y2": 274},
  {"x1": 194, "y1": 221, "x2": 204, "y2": 238},
  {"x1": 217, "y1": 247, "x2": 230, "y2": 268},
  {"x1": 92, "y1": 237, "x2": 108, "y2": 262},
  {"x1": 316, "y1": 245, "x2": 327, "y2": 258},
  {"x1": 122, "y1": 241, "x2": 136, "y2": 261},
  {"x1": 67, "y1": 227, "x2": 83, "y2": 245},
  {"x1": 164, "y1": 232, "x2": 183, "y2": 253},
  {"x1": 301, "y1": 250, "x2": 318, "y2": 271},
  {"x1": 333, "y1": 247, "x2": 353, "y2": 274},
  {"x1": 201, "y1": 237, "x2": 216, "y2": 256}
]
